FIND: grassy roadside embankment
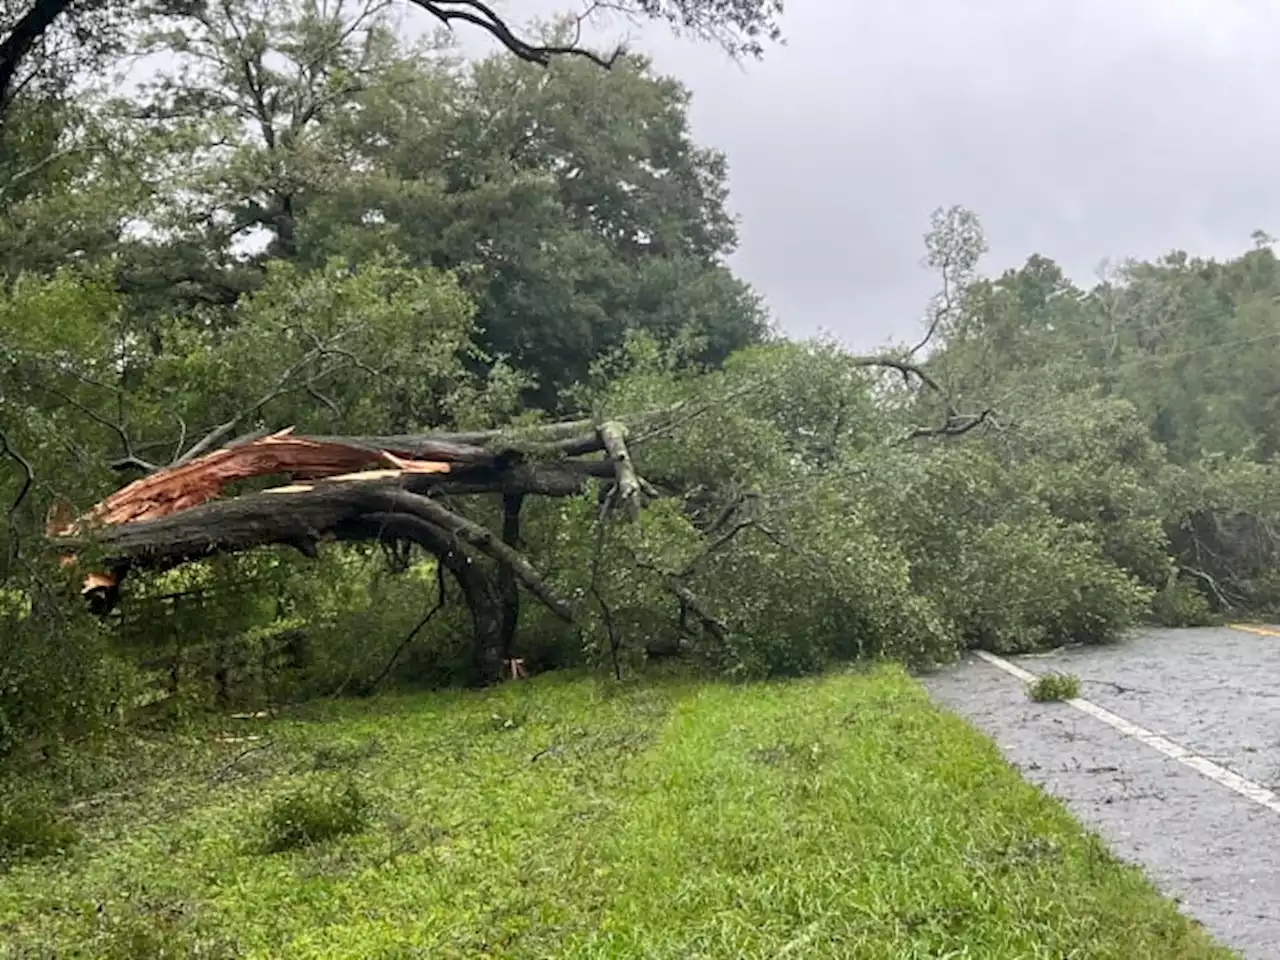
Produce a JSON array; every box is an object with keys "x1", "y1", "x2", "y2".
[{"x1": 0, "y1": 666, "x2": 1232, "y2": 959}]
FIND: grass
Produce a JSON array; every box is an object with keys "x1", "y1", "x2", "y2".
[
  {"x1": 1028, "y1": 672, "x2": 1082, "y2": 702},
  {"x1": 0, "y1": 666, "x2": 1232, "y2": 959}
]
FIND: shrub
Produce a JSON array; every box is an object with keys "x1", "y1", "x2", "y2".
[
  {"x1": 1160, "y1": 458, "x2": 1280, "y2": 616},
  {"x1": 0, "y1": 789, "x2": 78, "y2": 866},
  {"x1": 858, "y1": 443, "x2": 1153, "y2": 656},
  {"x1": 310, "y1": 737, "x2": 382, "y2": 772},
  {"x1": 1028, "y1": 673, "x2": 1080, "y2": 702},
  {"x1": 259, "y1": 778, "x2": 369, "y2": 853},
  {"x1": 0, "y1": 589, "x2": 140, "y2": 759},
  {"x1": 896, "y1": 511, "x2": 1150, "y2": 655}
]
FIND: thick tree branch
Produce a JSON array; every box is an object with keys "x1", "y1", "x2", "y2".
[
  {"x1": 496, "y1": 491, "x2": 524, "y2": 664},
  {"x1": 52, "y1": 454, "x2": 589, "y2": 614},
  {"x1": 598, "y1": 420, "x2": 642, "y2": 521},
  {"x1": 0, "y1": 0, "x2": 73, "y2": 119},
  {"x1": 588, "y1": 485, "x2": 624, "y2": 679},
  {"x1": 382, "y1": 487, "x2": 573, "y2": 621},
  {"x1": 663, "y1": 576, "x2": 728, "y2": 643}
]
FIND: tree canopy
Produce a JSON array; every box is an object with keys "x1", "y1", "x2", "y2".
[{"x1": 0, "y1": 0, "x2": 784, "y2": 125}]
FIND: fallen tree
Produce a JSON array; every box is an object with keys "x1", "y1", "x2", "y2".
[
  {"x1": 49, "y1": 416, "x2": 661, "y2": 679},
  {"x1": 43, "y1": 351, "x2": 995, "y2": 683}
]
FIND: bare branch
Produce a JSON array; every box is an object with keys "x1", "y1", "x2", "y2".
[
  {"x1": 628, "y1": 548, "x2": 729, "y2": 645},
  {"x1": 848, "y1": 354, "x2": 1000, "y2": 443},
  {"x1": 851, "y1": 356, "x2": 951, "y2": 410},
  {"x1": 368, "y1": 560, "x2": 447, "y2": 691},
  {"x1": 169, "y1": 412, "x2": 188, "y2": 466},
  {"x1": 906, "y1": 263, "x2": 948, "y2": 361},
  {"x1": 173, "y1": 340, "x2": 349, "y2": 466},
  {"x1": 0, "y1": 143, "x2": 78, "y2": 202},
  {"x1": 37, "y1": 383, "x2": 160, "y2": 473},
  {"x1": 382, "y1": 487, "x2": 573, "y2": 621},
  {"x1": 0, "y1": 426, "x2": 34, "y2": 561},
  {"x1": 407, "y1": 0, "x2": 624, "y2": 69},
  {"x1": 108, "y1": 454, "x2": 163, "y2": 474},
  {"x1": 1180, "y1": 565, "x2": 1235, "y2": 611},
  {"x1": 902, "y1": 409, "x2": 996, "y2": 443}
]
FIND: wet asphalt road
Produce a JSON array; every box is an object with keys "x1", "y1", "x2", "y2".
[{"x1": 924, "y1": 626, "x2": 1280, "y2": 959}]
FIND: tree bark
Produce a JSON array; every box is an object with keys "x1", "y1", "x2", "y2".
[
  {"x1": 343, "y1": 511, "x2": 504, "y2": 684},
  {"x1": 55, "y1": 460, "x2": 611, "y2": 568},
  {"x1": 497, "y1": 492, "x2": 524, "y2": 668},
  {"x1": 598, "y1": 421, "x2": 642, "y2": 521}
]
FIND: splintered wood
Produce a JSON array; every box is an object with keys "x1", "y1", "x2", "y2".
[{"x1": 48, "y1": 427, "x2": 453, "y2": 595}]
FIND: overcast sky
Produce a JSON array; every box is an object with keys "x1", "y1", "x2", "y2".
[{"x1": 459, "y1": 1, "x2": 1280, "y2": 350}]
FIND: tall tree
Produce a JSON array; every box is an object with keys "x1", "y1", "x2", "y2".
[
  {"x1": 305, "y1": 45, "x2": 768, "y2": 402},
  {"x1": 133, "y1": 0, "x2": 414, "y2": 264},
  {"x1": 124, "y1": 2, "x2": 767, "y2": 405}
]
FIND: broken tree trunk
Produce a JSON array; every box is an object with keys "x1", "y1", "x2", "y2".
[
  {"x1": 497, "y1": 492, "x2": 525, "y2": 672},
  {"x1": 598, "y1": 421, "x2": 643, "y2": 521},
  {"x1": 48, "y1": 417, "x2": 653, "y2": 682},
  {"x1": 47, "y1": 427, "x2": 455, "y2": 536}
]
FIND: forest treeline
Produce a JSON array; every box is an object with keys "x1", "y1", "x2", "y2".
[{"x1": 2, "y1": 0, "x2": 1279, "y2": 758}]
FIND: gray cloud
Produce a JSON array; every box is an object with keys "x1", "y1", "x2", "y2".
[{"x1": 466, "y1": 1, "x2": 1280, "y2": 348}]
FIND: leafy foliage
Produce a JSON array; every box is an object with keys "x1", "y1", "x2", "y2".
[
  {"x1": 259, "y1": 777, "x2": 369, "y2": 853},
  {"x1": 0, "y1": 555, "x2": 140, "y2": 758},
  {"x1": 0, "y1": 785, "x2": 78, "y2": 866},
  {"x1": 0, "y1": 4, "x2": 1267, "y2": 951},
  {"x1": 929, "y1": 230, "x2": 1280, "y2": 621},
  {"x1": 1028, "y1": 673, "x2": 1081, "y2": 703},
  {"x1": 126, "y1": 2, "x2": 768, "y2": 406}
]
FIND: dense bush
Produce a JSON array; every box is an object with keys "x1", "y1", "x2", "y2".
[
  {"x1": 0, "y1": 785, "x2": 78, "y2": 866},
  {"x1": 1028, "y1": 673, "x2": 1080, "y2": 702},
  {"x1": 258, "y1": 778, "x2": 370, "y2": 853},
  {"x1": 1159, "y1": 457, "x2": 1280, "y2": 616},
  {"x1": 1150, "y1": 577, "x2": 1217, "y2": 628},
  {"x1": 0, "y1": 572, "x2": 140, "y2": 759}
]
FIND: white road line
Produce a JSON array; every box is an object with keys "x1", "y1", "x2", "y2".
[{"x1": 973, "y1": 648, "x2": 1280, "y2": 818}]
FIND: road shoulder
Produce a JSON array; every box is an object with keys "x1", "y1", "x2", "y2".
[{"x1": 924, "y1": 629, "x2": 1280, "y2": 960}]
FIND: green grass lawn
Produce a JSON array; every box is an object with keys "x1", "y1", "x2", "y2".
[{"x1": 0, "y1": 666, "x2": 1232, "y2": 959}]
